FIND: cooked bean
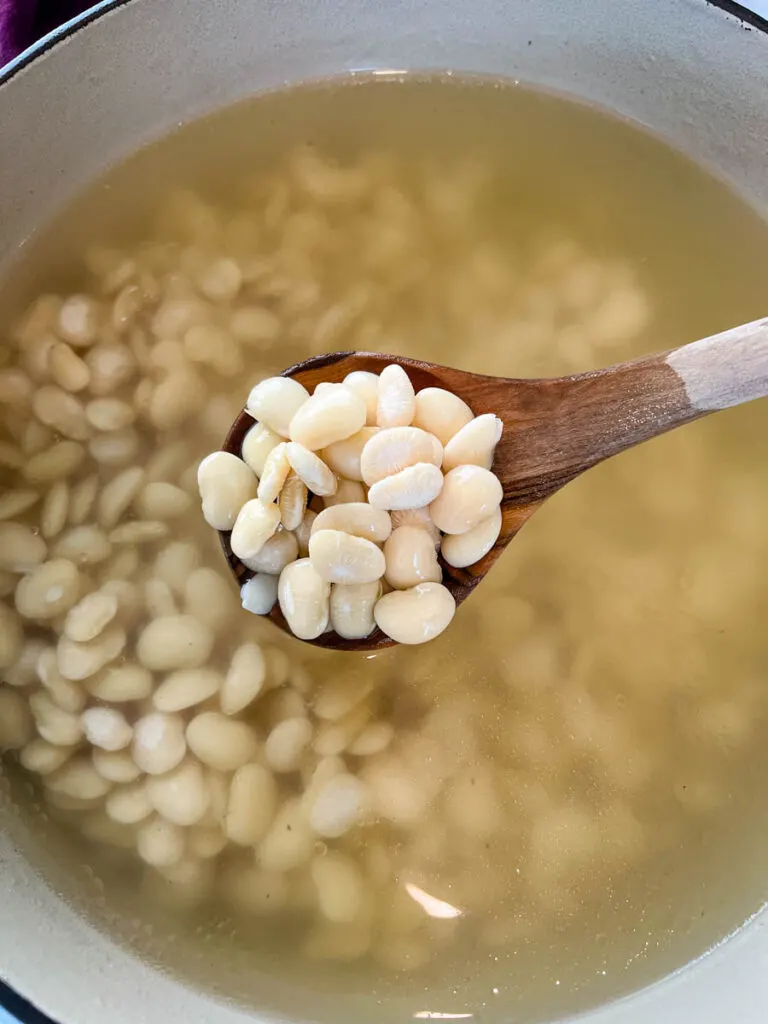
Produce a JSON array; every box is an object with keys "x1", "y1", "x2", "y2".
[
  {"x1": 441, "y1": 506, "x2": 503, "y2": 567},
  {"x1": 64, "y1": 590, "x2": 119, "y2": 642},
  {"x1": 360, "y1": 426, "x2": 442, "y2": 487},
  {"x1": 311, "y1": 503, "x2": 391, "y2": 544},
  {"x1": 82, "y1": 707, "x2": 133, "y2": 751},
  {"x1": 53, "y1": 525, "x2": 112, "y2": 565},
  {"x1": 0, "y1": 604, "x2": 22, "y2": 670},
  {"x1": 32, "y1": 385, "x2": 91, "y2": 440},
  {"x1": 225, "y1": 763, "x2": 278, "y2": 845},
  {"x1": 147, "y1": 761, "x2": 210, "y2": 826},
  {"x1": 240, "y1": 573, "x2": 279, "y2": 616},
  {"x1": 184, "y1": 566, "x2": 239, "y2": 637},
  {"x1": 40, "y1": 480, "x2": 69, "y2": 540},
  {"x1": 348, "y1": 721, "x2": 394, "y2": 757},
  {"x1": 329, "y1": 581, "x2": 381, "y2": 640},
  {"x1": 186, "y1": 712, "x2": 258, "y2": 771},
  {"x1": 109, "y1": 519, "x2": 169, "y2": 545},
  {"x1": 241, "y1": 529, "x2": 298, "y2": 575},
  {"x1": 153, "y1": 668, "x2": 223, "y2": 712},
  {"x1": 429, "y1": 464, "x2": 503, "y2": 534},
  {"x1": 389, "y1": 506, "x2": 441, "y2": 547},
  {"x1": 246, "y1": 377, "x2": 310, "y2": 438},
  {"x1": 266, "y1": 717, "x2": 314, "y2": 773},
  {"x1": 47, "y1": 757, "x2": 111, "y2": 801},
  {"x1": 133, "y1": 712, "x2": 187, "y2": 775},
  {"x1": 278, "y1": 558, "x2": 330, "y2": 639},
  {"x1": 92, "y1": 748, "x2": 142, "y2": 784},
  {"x1": 85, "y1": 663, "x2": 153, "y2": 703},
  {"x1": 343, "y1": 370, "x2": 379, "y2": 426},
  {"x1": 106, "y1": 782, "x2": 153, "y2": 825},
  {"x1": 289, "y1": 383, "x2": 367, "y2": 451},
  {"x1": 68, "y1": 473, "x2": 99, "y2": 524},
  {"x1": 29, "y1": 690, "x2": 83, "y2": 746},
  {"x1": 312, "y1": 852, "x2": 365, "y2": 923},
  {"x1": 36, "y1": 647, "x2": 86, "y2": 712},
  {"x1": 14, "y1": 559, "x2": 81, "y2": 620},
  {"x1": 23, "y1": 440, "x2": 85, "y2": 483},
  {"x1": 85, "y1": 343, "x2": 136, "y2": 395},
  {"x1": 144, "y1": 578, "x2": 178, "y2": 618},
  {"x1": 241, "y1": 422, "x2": 282, "y2": 476},
  {"x1": 321, "y1": 428, "x2": 378, "y2": 483},
  {"x1": 294, "y1": 509, "x2": 317, "y2": 557},
  {"x1": 137, "y1": 817, "x2": 185, "y2": 868},
  {"x1": 367, "y1": 463, "x2": 444, "y2": 511},
  {"x1": 413, "y1": 387, "x2": 474, "y2": 444},
  {"x1": 442, "y1": 413, "x2": 503, "y2": 471},
  {"x1": 57, "y1": 625, "x2": 126, "y2": 680},
  {"x1": 309, "y1": 529, "x2": 385, "y2": 585},
  {"x1": 259, "y1": 797, "x2": 314, "y2": 871},
  {"x1": 377, "y1": 364, "x2": 415, "y2": 429},
  {"x1": 309, "y1": 773, "x2": 370, "y2": 838},
  {"x1": 257, "y1": 442, "x2": 291, "y2": 503},
  {"x1": 58, "y1": 295, "x2": 100, "y2": 346},
  {"x1": 4, "y1": 638, "x2": 46, "y2": 687},
  {"x1": 20, "y1": 738, "x2": 75, "y2": 775},
  {"x1": 374, "y1": 582, "x2": 456, "y2": 644},
  {"x1": 0, "y1": 522, "x2": 47, "y2": 572},
  {"x1": 384, "y1": 525, "x2": 442, "y2": 589},
  {"x1": 285, "y1": 441, "x2": 338, "y2": 495},
  {"x1": 197, "y1": 451, "x2": 258, "y2": 530},
  {"x1": 137, "y1": 615, "x2": 214, "y2": 671},
  {"x1": 231, "y1": 499, "x2": 282, "y2": 561},
  {"x1": 49, "y1": 343, "x2": 91, "y2": 392},
  {"x1": 0, "y1": 490, "x2": 39, "y2": 521},
  {"x1": 221, "y1": 643, "x2": 267, "y2": 715},
  {"x1": 135, "y1": 481, "x2": 191, "y2": 520}
]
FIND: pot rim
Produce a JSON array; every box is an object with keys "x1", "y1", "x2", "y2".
[{"x1": 0, "y1": 2, "x2": 767, "y2": 1023}]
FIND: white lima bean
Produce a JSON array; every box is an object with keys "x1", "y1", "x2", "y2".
[
  {"x1": 241, "y1": 422, "x2": 282, "y2": 476},
  {"x1": 442, "y1": 413, "x2": 504, "y2": 471},
  {"x1": 242, "y1": 529, "x2": 299, "y2": 575},
  {"x1": 93, "y1": 748, "x2": 141, "y2": 784},
  {"x1": 367, "y1": 463, "x2": 444, "y2": 512},
  {"x1": 257, "y1": 442, "x2": 291, "y2": 503},
  {"x1": 312, "y1": 503, "x2": 391, "y2": 544},
  {"x1": 374, "y1": 582, "x2": 456, "y2": 644},
  {"x1": 309, "y1": 530, "x2": 385, "y2": 585},
  {"x1": 184, "y1": 566, "x2": 239, "y2": 638},
  {"x1": 278, "y1": 559, "x2": 330, "y2": 640},
  {"x1": 360, "y1": 426, "x2": 442, "y2": 487},
  {"x1": 309, "y1": 773, "x2": 370, "y2": 838},
  {"x1": 186, "y1": 712, "x2": 258, "y2": 771},
  {"x1": 14, "y1": 559, "x2": 81, "y2": 620},
  {"x1": 24, "y1": 440, "x2": 85, "y2": 484},
  {"x1": 321, "y1": 479, "x2": 367, "y2": 507},
  {"x1": 429, "y1": 464, "x2": 503, "y2": 534},
  {"x1": 265, "y1": 717, "x2": 314, "y2": 773},
  {"x1": 64, "y1": 590, "x2": 119, "y2": 642},
  {"x1": 146, "y1": 761, "x2": 210, "y2": 826},
  {"x1": 286, "y1": 442, "x2": 338, "y2": 495},
  {"x1": 137, "y1": 817, "x2": 185, "y2": 868},
  {"x1": 225, "y1": 763, "x2": 278, "y2": 845},
  {"x1": 389, "y1": 506, "x2": 441, "y2": 548},
  {"x1": 246, "y1": 377, "x2": 310, "y2": 438},
  {"x1": 343, "y1": 370, "x2": 379, "y2": 425},
  {"x1": 241, "y1": 573, "x2": 279, "y2": 616},
  {"x1": 133, "y1": 712, "x2": 187, "y2": 775},
  {"x1": 153, "y1": 668, "x2": 223, "y2": 712},
  {"x1": 377, "y1": 364, "x2": 416, "y2": 428},
  {"x1": 330, "y1": 581, "x2": 381, "y2": 640},
  {"x1": 294, "y1": 510, "x2": 317, "y2": 556},
  {"x1": 289, "y1": 383, "x2": 367, "y2": 451},
  {"x1": 413, "y1": 387, "x2": 474, "y2": 445},
  {"x1": 0, "y1": 522, "x2": 47, "y2": 572},
  {"x1": 258, "y1": 797, "x2": 314, "y2": 872},
  {"x1": 81, "y1": 707, "x2": 133, "y2": 751},
  {"x1": 441, "y1": 506, "x2": 503, "y2": 568},
  {"x1": 230, "y1": 499, "x2": 282, "y2": 560},
  {"x1": 279, "y1": 473, "x2": 309, "y2": 531},
  {"x1": 136, "y1": 481, "x2": 190, "y2": 520},
  {"x1": 56, "y1": 625, "x2": 126, "y2": 680},
  {"x1": 321, "y1": 428, "x2": 378, "y2": 483},
  {"x1": 384, "y1": 526, "x2": 442, "y2": 589},
  {"x1": 197, "y1": 451, "x2": 258, "y2": 530},
  {"x1": 221, "y1": 642, "x2": 267, "y2": 715},
  {"x1": 136, "y1": 615, "x2": 214, "y2": 671},
  {"x1": 312, "y1": 853, "x2": 365, "y2": 923}
]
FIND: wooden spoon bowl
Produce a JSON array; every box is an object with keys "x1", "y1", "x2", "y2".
[{"x1": 220, "y1": 317, "x2": 768, "y2": 651}]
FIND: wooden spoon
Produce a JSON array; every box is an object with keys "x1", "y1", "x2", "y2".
[{"x1": 220, "y1": 316, "x2": 768, "y2": 651}]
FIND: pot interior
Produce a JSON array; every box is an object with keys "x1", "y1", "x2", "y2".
[{"x1": 1, "y1": 71, "x2": 767, "y2": 1024}]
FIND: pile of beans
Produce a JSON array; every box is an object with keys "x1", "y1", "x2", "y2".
[
  {"x1": 197, "y1": 368, "x2": 503, "y2": 644},
  {"x1": 0, "y1": 143, "x2": 765, "y2": 989}
]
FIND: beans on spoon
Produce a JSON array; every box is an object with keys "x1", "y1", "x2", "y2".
[{"x1": 217, "y1": 315, "x2": 768, "y2": 651}]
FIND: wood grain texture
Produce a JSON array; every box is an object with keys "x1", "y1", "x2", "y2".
[{"x1": 220, "y1": 318, "x2": 768, "y2": 651}]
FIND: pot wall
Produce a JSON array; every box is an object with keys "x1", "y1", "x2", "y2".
[{"x1": 1, "y1": 2, "x2": 767, "y2": 1023}]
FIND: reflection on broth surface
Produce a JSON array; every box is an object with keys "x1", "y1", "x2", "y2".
[{"x1": 1, "y1": 77, "x2": 768, "y2": 1024}]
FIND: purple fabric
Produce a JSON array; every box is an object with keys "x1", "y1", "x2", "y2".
[{"x1": 1, "y1": 0, "x2": 92, "y2": 68}]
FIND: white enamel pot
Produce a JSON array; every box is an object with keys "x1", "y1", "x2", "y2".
[{"x1": 0, "y1": 1, "x2": 767, "y2": 1022}]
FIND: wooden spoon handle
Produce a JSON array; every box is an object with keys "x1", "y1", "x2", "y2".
[
  {"x1": 665, "y1": 316, "x2": 768, "y2": 411},
  {"x1": 497, "y1": 316, "x2": 768, "y2": 504}
]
